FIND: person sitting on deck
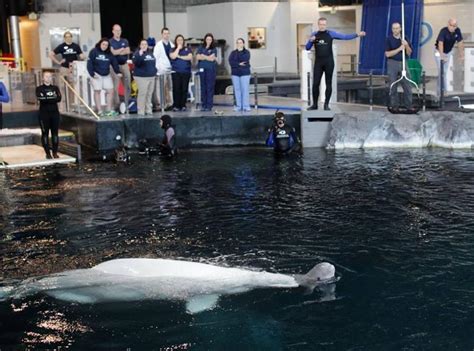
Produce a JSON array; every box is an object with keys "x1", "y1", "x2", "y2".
[
  {"x1": 266, "y1": 111, "x2": 301, "y2": 154},
  {"x1": 159, "y1": 114, "x2": 177, "y2": 157}
]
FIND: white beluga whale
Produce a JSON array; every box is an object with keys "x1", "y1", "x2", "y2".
[{"x1": 0, "y1": 258, "x2": 337, "y2": 314}]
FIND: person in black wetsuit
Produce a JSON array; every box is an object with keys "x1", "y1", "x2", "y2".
[
  {"x1": 266, "y1": 111, "x2": 301, "y2": 154},
  {"x1": 306, "y1": 18, "x2": 365, "y2": 111},
  {"x1": 36, "y1": 71, "x2": 62, "y2": 159},
  {"x1": 159, "y1": 114, "x2": 177, "y2": 157}
]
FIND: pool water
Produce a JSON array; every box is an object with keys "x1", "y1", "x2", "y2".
[{"x1": 0, "y1": 148, "x2": 473, "y2": 350}]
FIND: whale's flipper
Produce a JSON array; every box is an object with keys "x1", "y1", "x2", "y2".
[{"x1": 186, "y1": 294, "x2": 220, "y2": 314}]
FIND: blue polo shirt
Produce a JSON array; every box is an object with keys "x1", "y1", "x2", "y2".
[
  {"x1": 132, "y1": 50, "x2": 158, "y2": 77},
  {"x1": 197, "y1": 46, "x2": 217, "y2": 71},
  {"x1": 109, "y1": 37, "x2": 130, "y2": 65},
  {"x1": 171, "y1": 48, "x2": 192, "y2": 74},
  {"x1": 435, "y1": 27, "x2": 463, "y2": 54},
  {"x1": 385, "y1": 36, "x2": 411, "y2": 61}
]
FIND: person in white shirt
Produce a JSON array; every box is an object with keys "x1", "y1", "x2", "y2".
[{"x1": 153, "y1": 27, "x2": 175, "y2": 111}]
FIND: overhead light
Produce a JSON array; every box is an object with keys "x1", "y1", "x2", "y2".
[
  {"x1": 330, "y1": 6, "x2": 337, "y2": 14},
  {"x1": 28, "y1": 12, "x2": 39, "y2": 20}
]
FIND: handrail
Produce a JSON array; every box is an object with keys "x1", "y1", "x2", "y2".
[{"x1": 60, "y1": 76, "x2": 100, "y2": 120}]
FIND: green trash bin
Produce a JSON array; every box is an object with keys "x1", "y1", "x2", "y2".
[{"x1": 407, "y1": 59, "x2": 422, "y2": 84}]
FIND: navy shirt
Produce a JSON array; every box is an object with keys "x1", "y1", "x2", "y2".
[
  {"x1": 228, "y1": 49, "x2": 251, "y2": 76},
  {"x1": 87, "y1": 48, "x2": 120, "y2": 77},
  {"x1": 385, "y1": 36, "x2": 411, "y2": 61},
  {"x1": 435, "y1": 27, "x2": 463, "y2": 54},
  {"x1": 171, "y1": 48, "x2": 192, "y2": 74},
  {"x1": 132, "y1": 50, "x2": 158, "y2": 77},
  {"x1": 53, "y1": 42, "x2": 83, "y2": 68},
  {"x1": 163, "y1": 41, "x2": 172, "y2": 59},
  {"x1": 197, "y1": 46, "x2": 217, "y2": 71},
  {"x1": 109, "y1": 37, "x2": 130, "y2": 65}
]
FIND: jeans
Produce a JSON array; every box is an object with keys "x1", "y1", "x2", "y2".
[
  {"x1": 434, "y1": 49, "x2": 452, "y2": 97},
  {"x1": 232, "y1": 75, "x2": 251, "y2": 111}
]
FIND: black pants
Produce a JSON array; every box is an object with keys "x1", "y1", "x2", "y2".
[
  {"x1": 172, "y1": 72, "x2": 191, "y2": 109},
  {"x1": 39, "y1": 111, "x2": 60, "y2": 154},
  {"x1": 312, "y1": 57, "x2": 335, "y2": 106}
]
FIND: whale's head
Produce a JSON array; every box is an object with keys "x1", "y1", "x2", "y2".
[{"x1": 294, "y1": 262, "x2": 336, "y2": 289}]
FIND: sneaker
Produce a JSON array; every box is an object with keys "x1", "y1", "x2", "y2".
[
  {"x1": 52, "y1": 153, "x2": 59, "y2": 159},
  {"x1": 46, "y1": 153, "x2": 52, "y2": 159},
  {"x1": 172, "y1": 107, "x2": 180, "y2": 112},
  {"x1": 233, "y1": 107, "x2": 241, "y2": 112},
  {"x1": 181, "y1": 107, "x2": 187, "y2": 112},
  {"x1": 106, "y1": 110, "x2": 119, "y2": 117},
  {"x1": 98, "y1": 111, "x2": 106, "y2": 117},
  {"x1": 307, "y1": 105, "x2": 318, "y2": 110},
  {"x1": 243, "y1": 108, "x2": 252, "y2": 112},
  {"x1": 165, "y1": 105, "x2": 174, "y2": 112}
]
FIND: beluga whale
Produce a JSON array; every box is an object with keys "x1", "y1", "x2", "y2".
[{"x1": 0, "y1": 258, "x2": 338, "y2": 314}]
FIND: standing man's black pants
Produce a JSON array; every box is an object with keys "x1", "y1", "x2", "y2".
[
  {"x1": 312, "y1": 57, "x2": 335, "y2": 106},
  {"x1": 39, "y1": 111, "x2": 60, "y2": 154}
]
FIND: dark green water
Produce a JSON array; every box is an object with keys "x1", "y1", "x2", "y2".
[{"x1": 0, "y1": 148, "x2": 473, "y2": 350}]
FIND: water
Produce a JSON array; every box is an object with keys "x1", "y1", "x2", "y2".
[{"x1": 0, "y1": 148, "x2": 473, "y2": 350}]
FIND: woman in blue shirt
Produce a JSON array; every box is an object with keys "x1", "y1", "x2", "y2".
[
  {"x1": 133, "y1": 39, "x2": 158, "y2": 115},
  {"x1": 169, "y1": 35, "x2": 192, "y2": 111},
  {"x1": 87, "y1": 38, "x2": 122, "y2": 117},
  {"x1": 228, "y1": 38, "x2": 251, "y2": 112},
  {"x1": 196, "y1": 33, "x2": 218, "y2": 111}
]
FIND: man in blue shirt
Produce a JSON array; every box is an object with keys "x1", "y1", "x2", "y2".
[
  {"x1": 110, "y1": 24, "x2": 131, "y2": 113},
  {"x1": 435, "y1": 18, "x2": 464, "y2": 96},
  {"x1": 385, "y1": 22, "x2": 413, "y2": 109}
]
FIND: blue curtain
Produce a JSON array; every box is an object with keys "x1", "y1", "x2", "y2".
[{"x1": 358, "y1": 0, "x2": 424, "y2": 75}]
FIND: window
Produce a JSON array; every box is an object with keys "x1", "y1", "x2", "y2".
[{"x1": 247, "y1": 27, "x2": 266, "y2": 49}]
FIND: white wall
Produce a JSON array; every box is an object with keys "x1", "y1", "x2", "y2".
[
  {"x1": 38, "y1": 13, "x2": 102, "y2": 68},
  {"x1": 144, "y1": 12, "x2": 188, "y2": 39}
]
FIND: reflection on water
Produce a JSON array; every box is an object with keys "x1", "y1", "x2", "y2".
[{"x1": 0, "y1": 148, "x2": 473, "y2": 350}]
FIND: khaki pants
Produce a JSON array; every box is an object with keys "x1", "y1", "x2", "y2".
[
  {"x1": 135, "y1": 76, "x2": 155, "y2": 115},
  {"x1": 111, "y1": 63, "x2": 131, "y2": 110}
]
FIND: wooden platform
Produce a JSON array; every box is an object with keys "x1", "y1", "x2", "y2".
[{"x1": 0, "y1": 145, "x2": 76, "y2": 169}]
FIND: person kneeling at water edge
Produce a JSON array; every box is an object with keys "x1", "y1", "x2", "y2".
[
  {"x1": 36, "y1": 71, "x2": 62, "y2": 159},
  {"x1": 266, "y1": 112, "x2": 301, "y2": 154},
  {"x1": 159, "y1": 115, "x2": 177, "y2": 157}
]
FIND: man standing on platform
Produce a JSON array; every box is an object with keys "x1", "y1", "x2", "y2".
[
  {"x1": 435, "y1": 18, "x2": 464, "y2": 97},
  {"x1": 110, "y1": 24, "x2": 131, "y2": 113},
  {"x1": 385, "y1": 22, "x2": 413, "y2": 110},
  {"x1": 306, "y1": 17, "x2": 365, "y2": 111},
  {"x1": 154, "y1": 27, "x2": 175, "y2": 111}
]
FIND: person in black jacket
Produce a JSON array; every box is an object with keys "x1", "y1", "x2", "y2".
[{"x1": 36, "y1": 71, "x2": 62, "y2": 159}]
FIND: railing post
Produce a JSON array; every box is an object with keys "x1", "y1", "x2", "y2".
[
  {"x1": 79, "y1": 76, "x2": 84, "y2": 115},
  {"x1": 160, "y1": 74, "x2": 165, "y2": 114},
  {"x1": 440, "y1": 59, "x2": 445, "y2": 109},
  {"x1": 273, "y1": 56, "x2": 277, "y2": 82},
  {"x1": 254, "y1": 72, "x2": 258, "y2": 110},
  {"x1": 87, "y1": 77, "x2": 92, "y2": 108},
  {"x1": 369, "y1": 70, "x2": 373, "y2": 111},
  {"x1": 64, "y1": 79, "x2": 70, "y2": 112},
  {"x1": 307, "y1": 71, "x2": 311, "y2": 107},
  {"x1": 422, "y1": 70, "x2": 426, "y2": 112}
]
